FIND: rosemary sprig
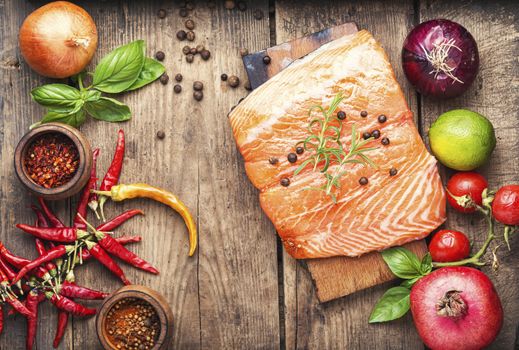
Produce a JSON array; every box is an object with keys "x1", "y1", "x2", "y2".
[{"x1": 294, "y1": 92, "x2": 377, "y2": 202}]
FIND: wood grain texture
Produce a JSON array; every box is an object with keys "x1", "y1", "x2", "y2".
[
  {"x1": 419, "y1": 1, "x2": 519, "y2": 348},
  {"x1": 275, "y1": 0, "x2": 425, "y2": 348}
]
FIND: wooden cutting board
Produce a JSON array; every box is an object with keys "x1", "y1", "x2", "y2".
[{"x1": 242, "y1": 22, "x2": 428, "y2": 303}]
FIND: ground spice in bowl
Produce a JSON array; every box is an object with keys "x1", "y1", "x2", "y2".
[
  {"x1": 105, "y1": 297, "x2": 161, "y2": 350},
  {"x1": 23, "y1": 133, "x2": 79, "y2": 189}
]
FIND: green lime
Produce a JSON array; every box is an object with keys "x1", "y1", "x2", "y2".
[{"x1": 429, "y1": 109, "x2": 496, "y2": 171}]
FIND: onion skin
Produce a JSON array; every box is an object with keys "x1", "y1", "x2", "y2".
[
  {"x1": 410, "y1": 267, "x2": 503, "y2": 350},
  {"x1": 19, "y1": 1, "x2": 98, "y2": 78},
  {"x1": 402, "y1": 19, "x2": 479, "y2": 99}
]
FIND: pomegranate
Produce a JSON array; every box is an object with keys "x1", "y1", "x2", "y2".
[{"x1": 410, "y1": 267, "x2": 503, "y2": 350}]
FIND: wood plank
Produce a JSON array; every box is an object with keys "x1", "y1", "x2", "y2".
[
  {"x1": 275, "y1": 0, "x2": 424, "y2": 348},
  {"x1": 419, "y1": 1, "x2": 519, "y2": 348}
]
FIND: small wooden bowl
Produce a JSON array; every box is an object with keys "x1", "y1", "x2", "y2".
[
  {"x1": 14, "y1": 123, "x2": 92, "y2": 201},
  {"x1": 96, "y1": 285, "x2": 174, "y2": 350}
]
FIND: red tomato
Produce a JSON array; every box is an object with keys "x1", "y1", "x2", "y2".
[
  {"x1": 492, "y1": 185, "x2": 519, "y2": 225},
  {"x1": 429, "y1": 230, "x2": 471, "y2": 262},
  {"x1": 446, "y1": 172, "x2": 488, "y2": 213}
]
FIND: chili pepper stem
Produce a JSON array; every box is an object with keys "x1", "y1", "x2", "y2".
[{"x1": 98, "y1": 196, "x2": 108, "y2": 222}]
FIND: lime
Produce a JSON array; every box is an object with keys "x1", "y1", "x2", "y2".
[{"x1": 429, "y1": 109, "x2": 496, "y2": 171}]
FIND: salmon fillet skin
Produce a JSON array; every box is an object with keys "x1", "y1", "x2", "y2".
[{"x1": 229, "y1": 30, "x2": 446, "y2": 259}]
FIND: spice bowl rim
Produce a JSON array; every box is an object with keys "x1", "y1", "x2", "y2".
[
  {"x1": 96, "y1": 285, "x2": 174, "y2": 350},
  {"x1": 14, "y1": 122, "x2": 92, "y2": 200}
]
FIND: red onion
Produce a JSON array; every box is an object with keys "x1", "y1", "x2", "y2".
[{"x1": 402, "y1": 19, "x2": 479, "y2": 99}]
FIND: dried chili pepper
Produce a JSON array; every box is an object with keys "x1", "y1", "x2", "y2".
[
  {"x1": 53, "y1": 310, "x2": 68, "y2": 348},
  {"x1": 37, "y1": 198, "x2": 64, "y2": 228},
  {"x1": 0, "y1": 255, "x2": 17, "y2": 283},
  {"x1": 34, "y1": 239, "x2": 57, "y2": 277},
  {"x1": 94, "y1": 231, "x2": 158, "y2": 274},
  {"x1": 84, "y1": 241, "x2": 130, "y2": 285},
  {"x1": 98, "y1": 130, "x2": 125, "y2": 221},
  {"x1": 80, "y1": 235, "x2": 141, "y2": 261},
  {"x1": 96, "y1": 209, "x2": 144, "y2": 232},
  {"x1": 74, "y1": 148, "x2": 100, "y2": 229},
  {"x1": 0, "y1": 269, "x2": 33, "y2": 318},
  {"x1": 0, "y1": 305, "x2": 3, "y2": 335},
  {"x1": 25, "y1": 290, "x2": 41, "y2": 350},
  {"x1": 16, "y1": 224, "x2": 88, "y2": 243},
  {"x1": 94, "y1": 183, "x2": 197, "y2": 256},
  {"x1": 31, "y1": 205, "x2": 50, "y2": 228},
  {"x1": 46, "y1": 292, "x2": 96, "y2": 317},
  {"x1": 13, "y1": 245, "x2": 73, "y2": 284},
  {"x1": 0, "y1": 243, "x2": 50, "y2": 281},
  {"x1": 58, "y1": 281, "x2": 107, "y2": 300}
]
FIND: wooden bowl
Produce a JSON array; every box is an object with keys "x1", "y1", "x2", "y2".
[
  {"x1": 96, "y1": 285, "x2": 174, "y2": 350},
  {"x1": 14, "y1": 123, "x2": 93, "y2": 201}
]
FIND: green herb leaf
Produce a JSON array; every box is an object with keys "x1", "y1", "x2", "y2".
[
  {"x1": 381, "y1": 247, "x2": 422, "y2": 280},
  {"x1": 369, "y1": 286, "x2": 410, "y2": 323},
  {"x1": 31, "y1": 84, "x2": 81, "y2": 108},
  {"x1": 420, "y1": 253, "x2": 433, "y2": 275},
  {"x1": 84, "y1": 97, "x2": 131, "y2": 122},
  {"x1": 93, "y1": 40, "x2": 146, "y2": 93},
  {"x1": 81, "y1": 89, "x2": 102, "y2": 102},
  {"x1": 40, "y1": 108, "x2": 87, "y2": 128},
  {"x1": 400, "y1": 276, "x2": 421, "y2": 289},
  {"x1": 126, "y1": 57, "x2": 165, "y2": 91}
]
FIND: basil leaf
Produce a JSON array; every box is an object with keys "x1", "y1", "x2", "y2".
[
  {"x1": 81, "y1": 89, "x2": 102, "y2": 102},
  {"x1": 400, "y1": 276, "x2": 422, "y2": 289},
  {"x1": 126, "y1": 57, "x2": 165, "y2": 91},
  {"x1": 420, "y1": 253, "x2": 433, "y2": 275},
  {"x1": 41, "y1": 108, "x2": 87, "y2": 128},
  {"x1": 381, "y1": 247, "x2": 422, "y2": 280},
  {"x1": 93, "y1": 40, "x2": 145, "y2": 93},
  {"x1": 369, "y1": 287, "x2": 410, "y2": 323},
  {"x1": 84, "y1": 97, "x2": 131, "y2": 122},
  {"x1": 31, "y1": 84, "x2": 81, "y2": 108}
]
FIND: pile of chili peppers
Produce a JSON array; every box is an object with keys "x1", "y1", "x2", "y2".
[{"x1": 1, "y1": 129, "x2": 197, "y2": 349}]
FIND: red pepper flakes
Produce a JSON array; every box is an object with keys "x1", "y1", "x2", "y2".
[{"x1": 24, "y1": 134, "x2": 79, "y2": 189}]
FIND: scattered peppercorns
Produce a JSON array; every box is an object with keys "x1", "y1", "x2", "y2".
[
  {"x1": 362, "y1": 131, "x2": 371, "y2": 140},
  {"x1": 296, "y1": 146, "x2": 304, "y2": 155},
  {"x1": 269, "y1": 157, "x2": 279, "y2": 165},
  {"x1": 196, "y1": 44, "x2": 205, "y2": 53},
  {"x1": 389, "y1": 167, "x2": 398, "y2": 176},
  {"x1": 179, "y1": 8, "x2": 188, "y2": 17},
  {"x1": 381, "y1": 137, "x2": 390, "y2": 146},
  {"x1": 194, "y1": 91, "x2": 203, "y2": 101},
  {"x1": 360, "y1": 110, "x2": 368, "y2": 117},
  {"x1": 237, "y1": 1, "x2": 247, "y2": 11},
  {"x1": 378, "y1": 114, "x2": 387, "y2": 123},
  {"x1": 337, "y1": 111, "x2": 346, "y2": 120},
  {"x1": 182, "y1": 45, "x2": 191, "y2": 55},
  {"x1": 175, "y1": 74, "x2": 183, "y2": 82},
  {"x1": 156, "y1": 130, "x2": 165, "y2": 139},
  {"x1": 228, "y1": 75, "x2": 240, "y2": 88},
  {"x1": 200, "y1": 50, "x2": 211, "y2": 60},
  {"x1": 280, "y1": 177, "x2": 290, "y2": 187},
  {"x1": 244, "y1": 80, "x2": 252, "y2": 91},
  {"x1": 225, "y1": 0, "x2": 235, "y2": 10},
  {"x1": 159, "y1": 73, "x2": 169, "y2": 85},
  {"x1": 186, "y1": 31, "x2": 195, "y2": 41},
  {"x1": 176, "y1": 30, "x2": 187, "y2": 41},
  {"x1": 359, "y1": 177, "x2": 368, "y2": 186},
  {"x1": 253, "y1": 9, "x2": 264, "y2": 20},
  {"x1": 157, "y1": 8, "x2": 167, "y2": 19},
  {"x1": 155, "y1": 51, "x2": 165, "y2": 61},
  {"x1": 287, "y1": 153, "x2": 297, "y2": 163},
  {"x1": 221, "y1": 74, "x2": 228, "y2": 81},
  {"x1": 189, "y1": 47, "x2": 197, "y2": 55},
  {"x1": 186, "y1": 54, "x2": 194, "y2": 63},
  {"x1": 185, "y1": 19, "x2": 195, "y2": 30},
  {"x1": 193, "y1": 81, "x2": 203, "y2": 91},
  {"x1": 263, "y1": 55, "x2": 271, "y2": 65},
  {"x1": 174, "y1": 84, "x2": 182, "y2": 93},
  {"x1": 371, "y1": 130, "x2": 381, "y2": 139}
]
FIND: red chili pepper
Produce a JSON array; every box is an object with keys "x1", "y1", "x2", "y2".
[
  {"x1": 85, "y1": 241, "x2": 130, "y2": 285},
  {"x1": 16, "y1": 224, "x2": 88, "y2": 243},
  {"x1": 80, "y1": 236, "x2": 141, "y2": 261},
  {"x1": 99, "y1": 130, "x2": 125, "y2": 221},
  {"x1": 0, "y1": 305, "x2": 3, "y2": 335},
  {"x1": 46, "y1": 293, "x2": 96, "y2": 317},
  {"x1": 25, "y1": 290, "x2": 41, "y2": 350},
  {"x1": 13, "y1": 245, "x2": 71, "y2": 284},
  {"x1": 0, "y1": 243, "x2": 50, "y2": 282},
  {"x1": 34, "y1": 239, "x2": 57, "y2": 277},
  {"x1": 58, "y1": 281, "x2": 108, "y2": 300},
  {"x1": 37, "y1": 198, "x2": 64, "y2": 228},
  {"x1": 53, "y1": 310, "x2": 68, "y2": 348},
  {"x1": 74, "y1": 148, "x2": 100, "y2": 229},
  {"x1": 0, "y1": 255, "x2": 17, "y2": 282},
  {"x1": 5, "y1": 296, "x2": 34, "y2": 318},
  {"x1": 31, "y1": 205, "x2": 50, "y2": 228},
  {"x1": 96, "y1": 209, "x2": 144, "y2": 232},
  {"x1": 95, "y1": 231, "x2": 158, "y2": 274}
]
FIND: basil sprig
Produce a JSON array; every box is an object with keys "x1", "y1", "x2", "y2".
[
  {"x1": 368, "y1": 248, "x2": 432, "y2": 323},
  {"x1": 30, "y1": 40, "x2": 165, "y2": 128}
]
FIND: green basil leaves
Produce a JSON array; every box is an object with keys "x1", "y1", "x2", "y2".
[
  {"x1": 30, "y1": 40, "x2": 164, "y2": 128},
  {"x1": 369, "y1": 248, "x2": 433, "y2": 323}
]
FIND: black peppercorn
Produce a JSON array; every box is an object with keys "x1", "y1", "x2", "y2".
[
  {"x1": 186, "y1": 31, "x2": 195, "y2": 41},
  {"x1": 237, "y1": 1, "x2": 247, "y2": 11},
  {"x1": 196, "y1": 44, "x2": 205, "y2": 53},
  {"x1": 287, "y1": 153, "x2": 297, "y2": 163},
  {"x1": 157, "y1": 9, "x2": 167, "y2": 18},
  {"x1": 253, "y1": 9, "x2": 264, "y2": 20},
  {"x1": 159, "y1": 73, "x2": 169, "y2": 85},
  {"x1": 371, "y1": 130, "x2": 381, "y2": 139},
  {"x1": 200, "y1": 50, "x2": 211, "y2": 60},
  {"x1": 381, "y1": 137, "x2": 390, "y2": 145},
  {"x1": 155, "y1": 51, "x2": 165, "y2": 61},
  {"x1": 156, "y1": 130, "x2": 165, "y2": 139},
  {"x1": 182, "y1": 46, "x2": 191, "y2": 55},
  {"x1": 179, "y1": 8, "x2": 188, "y2": 17},
  {"x1": 185, "y1": 19, "x2": 195, "y2": 30},
  {"x1": 174, "y1": 84, "x2": 182, "y2": 93},
  {"x1": 189, "y1": 47, "x2": 197, "y2": 55},
  {"x1": 359, "y1": 177, "x2": 368, "y2": 186},
  {"x1": 337, "y1": 111, "x2": 346, "y2": 120},
  {"x1": 239, "y1": 48, "x2": 249, "y2": 57},
  {"x1": 280, "y1": 177, "x2": 290, "y2": 187},
  {"x1": 378, "y1": 114, "x2": 387, "y2": 123},
  {"x1": 263, "y1": 55, "x2": 271, "y2": 65},
  {"x1": 175, "y1": 73, "x2": 183, "y2": 82},
  {"x1": 360, "y1": 110, "x2": 368, "y2": 117},
  {"x1": 193, "y1": 91, "x2": 203, "y2": 101},
  {"x1": 269, "y1": 157, "x2": 279, "y2": 165},
  {"x1": 176, "y1": 30, "x2": 187, "y2": 41},
  {"x1": 244, "y1": 80, "x2": 252, "y2": 91},
  {"x1": 362, "y1": 132, "x2": 371, "y2": 140},
  {"x1": 193, "y1": 81, "x2": 204, "y2": 91},
  {"x1": 186, "y1": 54, "x2": 194, "y2": 63},
  {"x1": 389, "y1": 168, "x2": 398, "y2": 176},
  {"x1": 228, "y1": 75, "x2": 240, "y2": 88},
  {"x1": 221, "y1": 74, "x2": 228, "y2": 81},
  {"x1": 296, "y1": 146, "x2": 304, "y2": 155}
]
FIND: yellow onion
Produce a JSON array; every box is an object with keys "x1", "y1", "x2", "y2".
[{"x1": 19, "y1": 1, "x2": 98, "y2": 78}]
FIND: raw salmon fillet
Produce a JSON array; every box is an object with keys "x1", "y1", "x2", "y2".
[{"x1": 229, "y1": 30, "x2": 446, "y2": 259}]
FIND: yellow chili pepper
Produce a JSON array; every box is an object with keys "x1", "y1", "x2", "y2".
[{"x1": 94, "y1": 183, "x2": 197, "y2": 256}]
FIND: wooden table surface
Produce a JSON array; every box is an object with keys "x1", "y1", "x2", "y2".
[{"x1": 1, "y1": 0, "x2": 518, "y2": 349}]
